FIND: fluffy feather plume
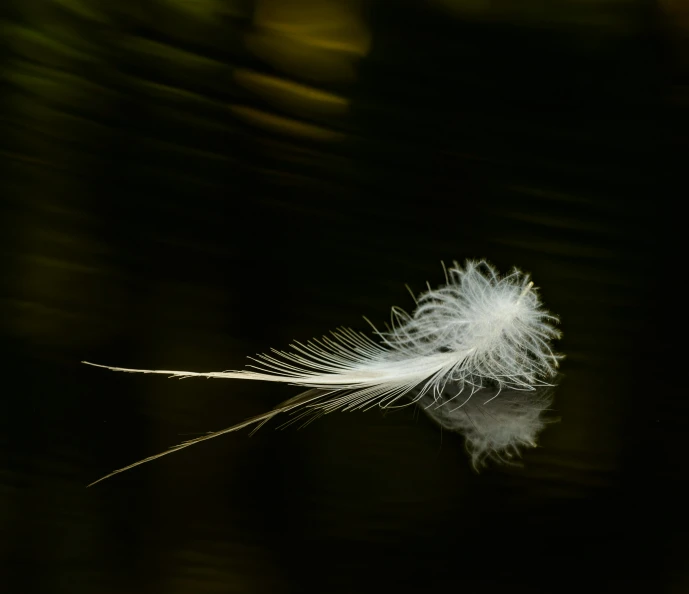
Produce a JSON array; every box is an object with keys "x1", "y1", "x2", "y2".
[
  {"x1": 84, "y1": 260, "x2": 562, "y2": 486},
  {"x1": 418, "y1": 384, "x2": 558, "y2": 468}
]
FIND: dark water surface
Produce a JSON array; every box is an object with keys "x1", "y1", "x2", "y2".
[{"x1": 0, "y1": 2, "x2": 684, "y2": 593}]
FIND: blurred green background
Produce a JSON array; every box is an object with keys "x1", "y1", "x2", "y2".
[{"x1": 0, "y1": 1, "x2": 685, "y2": 593}]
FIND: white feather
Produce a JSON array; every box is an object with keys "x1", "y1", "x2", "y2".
[
  {"x1": 84, "y1": 260, "x2": 562, "y2": 485},
  {"x1": 418, "y1": 384, "x2": 557, "y2": 468}
]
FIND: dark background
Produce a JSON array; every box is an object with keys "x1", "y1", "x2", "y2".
[{"x1": 0, "y1": 1, "x2": 685, "y2": 593}]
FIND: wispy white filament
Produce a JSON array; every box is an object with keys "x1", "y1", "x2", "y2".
[{"x1": 84, "y1": 260, "x2": 562, "y2": 486}]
